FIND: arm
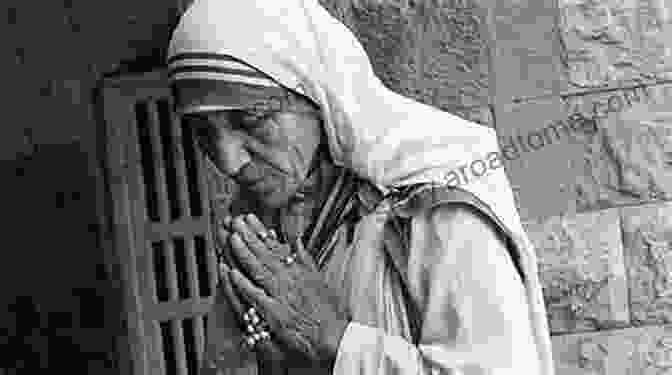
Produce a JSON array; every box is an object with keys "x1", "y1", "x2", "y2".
[{"x1": 332, "y1": 203, "x2": 540, "y2": 375}]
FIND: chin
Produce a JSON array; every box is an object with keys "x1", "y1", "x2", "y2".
[
  {"x1": 246, "y1": 177, "x2": 302, "y2": 209},
  {"x1": 255, "y1": 188, "x2": 297, "y2": 209}
]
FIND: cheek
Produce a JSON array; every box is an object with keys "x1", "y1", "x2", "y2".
[{"x1": 274, "y1": 114, "x2": 322, "y2": 159}]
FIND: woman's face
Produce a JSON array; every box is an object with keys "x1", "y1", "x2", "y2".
[{"x1": 185, "y1": 96, "x2": 324, "y2": 208}]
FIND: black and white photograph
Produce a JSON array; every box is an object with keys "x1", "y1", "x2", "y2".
[{"x1": 3, "y1": 0, "x2": 672, "y2": 374}]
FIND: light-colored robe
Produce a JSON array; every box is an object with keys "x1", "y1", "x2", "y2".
[
  {"x1": 168, "y1": 1, "x2": 556, "y2": 374},
  {"x1": 324, "y1": 193, "x2": 540, "y2": 375}
]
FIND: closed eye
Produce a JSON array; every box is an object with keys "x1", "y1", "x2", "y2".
[{"x1": 228, "y1": 110, "x2": 278, "y2": 140}]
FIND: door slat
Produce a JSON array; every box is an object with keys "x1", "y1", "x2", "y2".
[{"x1": 146, "y1": 100, "x2": 171, "y2": 224}]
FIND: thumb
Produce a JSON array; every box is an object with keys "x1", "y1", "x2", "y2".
[{"x1": 293, "y1": 238, "x2": 318, "y2": 272}]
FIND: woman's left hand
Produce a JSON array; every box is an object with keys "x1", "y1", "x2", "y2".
[{"x1": 221, "y1": 213, "x2": 351, "y2": 365}]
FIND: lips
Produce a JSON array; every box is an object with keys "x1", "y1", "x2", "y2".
[
  {"x1": 235, "y1": 164, "x2": 262, "y2": 185},
  {"x1": 235, "y1": 163, "x2": 281, "y2": 193},
  {"x1": 247, "y1": 178, "x2": 266, "y2": 191},
  {"x1": 238, "y1": 173, "x2": 267, "y2": 192}
]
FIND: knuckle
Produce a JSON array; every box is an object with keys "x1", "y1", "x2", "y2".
[{"x1": 233, "y1": 216, "x2": 247, "y2": 230}]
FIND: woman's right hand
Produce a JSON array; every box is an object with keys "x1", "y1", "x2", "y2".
[{"x1": 215, "y1": 217, "x2": 289, "y2": 364}]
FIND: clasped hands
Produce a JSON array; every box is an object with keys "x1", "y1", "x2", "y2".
[{"x1": 216, "y1": 213, "x2": 351, "y2": 365}]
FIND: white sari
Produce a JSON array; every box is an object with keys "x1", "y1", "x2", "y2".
[{"x1": 168, "y1": 1, "x2": 555, "y2": 374}]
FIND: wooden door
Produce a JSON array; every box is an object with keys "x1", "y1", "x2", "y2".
[{"x1": 102, "y1": 70, "x2": 237, "y2": 375}]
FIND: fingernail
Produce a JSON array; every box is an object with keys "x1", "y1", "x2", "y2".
[{"x1": 234, "y1": 215, "x2": 247, "y2": 227}]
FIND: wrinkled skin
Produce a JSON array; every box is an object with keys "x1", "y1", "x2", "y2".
[
  {"x1": 186, "y1": 102, "x2": 323, "y2": 209},
  {"x1": 218, "y1": 214, "x2": 350, "y2": 365}
]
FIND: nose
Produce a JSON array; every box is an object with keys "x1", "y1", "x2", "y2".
[{"x1": 216, "y1": 128, "x2": 251, "y2": 177}]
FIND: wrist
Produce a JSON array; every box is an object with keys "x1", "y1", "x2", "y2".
[{"x1": 321, "y1": 318, "x2": 350, "y2": 362}]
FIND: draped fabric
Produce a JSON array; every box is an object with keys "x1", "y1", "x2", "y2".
[{"x1": 168, "y1": 1, "x2": 555, "y2": 374}]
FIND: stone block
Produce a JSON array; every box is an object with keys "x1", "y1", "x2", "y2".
[
  {"x1": 494, "y1": 97, "x2": 585, "y2": 221},
  {"x1": 414, "y1": 1, "x2": 492, "y2": 111},
  {"x1": 561, "y1": 83, "x2": 672, "y2": 212},
  {"x1": 524, "y1": 208, "x2": 630, "y2": 334},
  {"x1": 621, "y1": 202, "x2": 672, "y2": 325},
  {"x1": 560, "y1": 0, "x2": 672, "y2": 88},
  {"x1": 552, "y1": 325, "x2": 672, "y2": 375},
  {"x1": 489, "y1": 0, "x2": 565, "y2": 101},
  {"x1": 319, "y1": 0, "x2": 493, "y2": 112}
]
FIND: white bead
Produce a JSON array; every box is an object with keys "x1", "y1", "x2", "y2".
[
  {"x1": 247, "y1": 325, "x2": 255, "y2": 333},
  {"x1": 243, "y1": 314, "x2": 250, "y2": 322},
  {"x1": 246, "y1": 337, "x2": 256, "y2": 346},
  {"x1": 252, "y1": 316, "x2": 260, "y2": 325},
  {"x1": 260, "y1": 331, "x2": 270, "y2": 339},
  {"x1": 253, "y1": 333, "x2": 261, "y2": 341}
]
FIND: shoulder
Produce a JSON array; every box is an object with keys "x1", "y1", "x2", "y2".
[
  {"x1": 383, "y1": 184, "x2": 504, "y2": 252},
  {"x1": 427, "y1": 203, "x2": 504, "y2": 245},
  {"x1": 388, "y1": 184, "x2": 526, "y2": 284},
  {"x1": 389, "y1": 184, "x2": 494, "y2": 222}
]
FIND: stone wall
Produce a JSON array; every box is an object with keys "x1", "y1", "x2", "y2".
[{"x1": 320, "y1": 1, "x2": 672, "y2": 374}]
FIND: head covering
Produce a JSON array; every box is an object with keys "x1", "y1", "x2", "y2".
[
  {"x1": 168, "y1": 53, "x2": 287, "y2": 114},
  {"x1": 167, "y1": 1, "x2": 554, "y2": 374}
]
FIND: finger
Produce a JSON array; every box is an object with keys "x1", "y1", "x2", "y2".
[
  {"x1": 245, "y1": 214, "x2": 288, "y2": 257},
  {"x1": 216, "y1": 226, "x2": 231, "y2": 249},
  {"x1": 232, "y1": 216, "x2": 272, "y2": 260},
  {"x1": 220, "y1": 269, "x2": 246, "y2": 319},
  {"x1": 244, "y1": 214, "x2": 269, "y2": 240},
  {"x1": 221, "y1": 215, "x2": 233, "y2": 230},
  {"x1": 216, "y1": 227, "x2": 240, "y2": 270},
  {"x1": 230, "y1": 268, "x2": 277, "y2": 312},
  {"x1": 245, "y1": 214, "x2": 281, "y2": 251},
  {"x1": 293, "y1": 238, "x2": 318, "y2": 272},
  {"x1": 244, "y1": 214, "x2": 278, "y2": 244},
  {"x1": 229, "y1": 270, "x2": 283, "y2": 331},
  {"x1": 229, "y1": 233, "x2": 275, "y2": 288},
  {"x1": 217, "y1": 255, "x2": 231, "y2": 276},
  {"x1": 234, "y1": 216, "x2": 290, "y2": 276}
]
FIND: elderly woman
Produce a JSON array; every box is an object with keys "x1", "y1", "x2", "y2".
[{"x1": 167, "y1": 0, "x2": 554, "y2": 374}]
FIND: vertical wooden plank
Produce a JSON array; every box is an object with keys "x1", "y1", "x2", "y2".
[
  {"x1": 172, "y1": 319, "x2": 189, "y2": 375},
  {"x1": 127, "y1": 98, "x2": 166, "y2": 375},
  {"x1": 185, "y1": 237, "x2": 200, "y2": 302},
  {"x1": 146, "y1": 100, "x2": 171, "y2": 224},
  {"x1": 145, "y1": 239, "x2": 159, "y2": 304},
  {"x1": 167, "y1": 98, "x2": 192, "y2": 218},
  {"x1": 151, "y1": 320, "x2": 167, "y2": 375},
  {"x1": 168, "y1": 102, "x2": 202, "y2": 300},
  {"x1": 147, "y1": 99, "x2": 180, "y2": 308},
  {"x1": 128, "y1": 105, "x2": 160, "y2": 304},
  {"x1": 194, "y1": 315, "x2": 206, "y2": 365},
  {"x1": 197, "y1": 144, "x2": 210, "y2": 222},
  {"x1": 165, "y1": 239, "x2": 180, "y2": 302},
  {"x1": 199, "y1": 147, "x2": 219, "y2": 296},
  {"x1": 103, "y1": 87, "x2": 149, "y2": 375},
  {"x1": 128, "y1": 101, "x2": 159, "y2": 305}
]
